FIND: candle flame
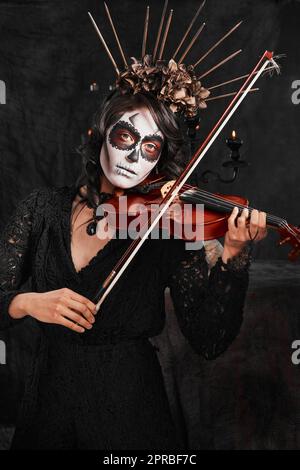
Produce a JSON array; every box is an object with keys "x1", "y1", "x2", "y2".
[{"x1": 232, "y1": 130, "x2": 236, "y2": 139}]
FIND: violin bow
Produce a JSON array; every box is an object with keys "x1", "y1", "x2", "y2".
[{"x1": 94, "y1": 50, "x2": 277, "y2": 312}]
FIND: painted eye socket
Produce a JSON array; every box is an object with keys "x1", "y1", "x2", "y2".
[
  {"x1": 141, "y1": 140, "x2": 162, "y2": 161},
  {"x1": 109, "y1": 125, "x2": 138, "y2": 150}
]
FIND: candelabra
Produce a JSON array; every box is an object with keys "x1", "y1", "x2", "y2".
[{"x1": 200, "y1": 130, "x2": 248, "y2": 184}]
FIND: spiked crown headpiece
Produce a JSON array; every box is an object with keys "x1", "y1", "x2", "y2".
[{"x1": 88, "y1": 1, "x2": 275, "y2": 119}]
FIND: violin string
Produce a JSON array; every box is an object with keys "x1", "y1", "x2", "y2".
[
  {"x1": 181, "y1": 187, "x2": 299, "y2": 242},
  {"x1": 156, "y1": 183, "x2": 299, "y2": 243},
  {"x1": 193, "y1": 193, "x2": 284, "y2": 226},
  {"x1": 162, "y1": 182, "x2": 287, "y2": 227},
  {"x1": 187, "y1": 187, "x2": 285, "y2": 226},
  {"x1": 179, "y1": 187, "x2": 286, "y2": 227},
  {"x1": 170, "y1": 183, "x2": 270, "y2": 217},
  {"x1": 189, "y1": 190, "x2": 300, "y2": 241}
]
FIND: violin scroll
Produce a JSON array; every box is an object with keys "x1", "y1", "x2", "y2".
[{"x1": 278, "y1": 224, "x2": 300, "y2": 261}]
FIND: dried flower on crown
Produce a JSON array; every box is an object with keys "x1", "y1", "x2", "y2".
[{"x1": 116, "y1": 55, "x2": 210, "y2": 118}]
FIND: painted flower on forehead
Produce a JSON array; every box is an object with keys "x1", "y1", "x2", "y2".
[{"x1": 116, "y1": 55, "x2": 210, "y2": 118}]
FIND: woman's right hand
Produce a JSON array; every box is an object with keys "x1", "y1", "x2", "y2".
[{"x1": 8, "y1": 288, "x2": 97, "y2": 333}]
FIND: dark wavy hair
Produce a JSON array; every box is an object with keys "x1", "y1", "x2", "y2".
[{"x1": 74, "y1": 89, "x2": 191, "y2": 212}]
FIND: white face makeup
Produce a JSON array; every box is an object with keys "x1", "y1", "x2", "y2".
[{"x1": 100, "y1": 107, "x2": 164, "y2": 189}]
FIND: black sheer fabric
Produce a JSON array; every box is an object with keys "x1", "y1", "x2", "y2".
[{"x1": 0, "y1": 185, "x2": 252, "y2": 449}]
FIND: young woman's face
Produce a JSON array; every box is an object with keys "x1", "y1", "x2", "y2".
[{"x1": 100, "y1": 107, "x2": 165, "y2": 189}]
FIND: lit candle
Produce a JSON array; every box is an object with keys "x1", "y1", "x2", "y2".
[
  {"x1": 226, "y1": 130, "x2": 243, "y2": 162},
  {"x1": 227, "y1": 130, "x2": 242, "y2": 146}
]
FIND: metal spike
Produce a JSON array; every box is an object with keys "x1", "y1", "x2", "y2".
[
  {"x1": 104, "y1": 2, "x2": 128, "y2": 68},
  {"x1": 88, "y1": 11, "x2": 120, "y2": 75},
  {"x1": 172, "y1": 0, "x2": 206, "y2": 60},
  {"x1": 142, "y1": 6, "x2": 150, "y2": 58},
  {"x1": 205, "y1": 87, "x2": 259, "y2": 102},
  {"x1": 194, "y1": 20, "x2": 243, "y2": 69},
  {"x1": 207, "y1": 66, "x2": 277, "y2": 91},
  {"x1": 158, "y1": 9, "x2": 173, "y2": 60},
  {"x1": 178, "y1": 23, "x2": 206, "y2": 64},
  {"x1": 199, "y1": 49, "x2": 242, "y2": 80},
  {"x1": 153, "y1": 0, "x2": 168, "y2": 63}
]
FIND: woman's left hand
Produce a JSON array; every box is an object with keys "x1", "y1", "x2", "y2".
[{"x1": 222, "y1": 207, "x2": 268, "y2": 262}]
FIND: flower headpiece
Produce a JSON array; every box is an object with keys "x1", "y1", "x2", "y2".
[
  {"x1": 88, "y1": 1, "x2": 272, "y2": 119},
  {"x1": 116, "y1": 54, "x2": 210, "y2": 118}
]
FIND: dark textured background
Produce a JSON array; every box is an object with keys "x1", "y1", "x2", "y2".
[{"x1": 1, "y1": 0, "x2": 300, "y2": 450}]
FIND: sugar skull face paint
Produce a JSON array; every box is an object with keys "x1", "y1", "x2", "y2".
[{"x1": 100, "y1": 108, "x2": 165, "y2": 189}]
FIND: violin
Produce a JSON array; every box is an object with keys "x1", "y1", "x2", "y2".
[{"x1": 102, "y1": 173, "x2": 300, "y2": 262}]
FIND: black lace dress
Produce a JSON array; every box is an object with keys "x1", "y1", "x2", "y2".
[{"x1": 0, "y1": 184, "x2": 252, "y2": 450}]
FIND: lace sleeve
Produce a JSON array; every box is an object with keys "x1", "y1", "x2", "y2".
[
  {"x1": 0, "y1": 188, "x2": 42, "y2": 330},
  {"x1": 167, "y1": 240, "x2": 253, "y2": 360}
]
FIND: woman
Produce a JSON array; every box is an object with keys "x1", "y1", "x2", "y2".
[{"x1": 0, "y1": 90, "x2": 267, "y2": 450}]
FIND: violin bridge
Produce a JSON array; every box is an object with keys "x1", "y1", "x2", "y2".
[{"x1": 160, "y1": 180, "x2": 176, "y2": 198}]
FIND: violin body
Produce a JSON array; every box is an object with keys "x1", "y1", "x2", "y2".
[
  {"x1": 102, "y1": 175, "x2": 248, "y2": 242},
  {"x1": 109, "y1": 192, "x2": 248, "y2": 241}
]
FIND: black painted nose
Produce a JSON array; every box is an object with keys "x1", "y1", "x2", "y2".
[{"x1": 126, "y1": 147, "x2": 140, "y2": 163}]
